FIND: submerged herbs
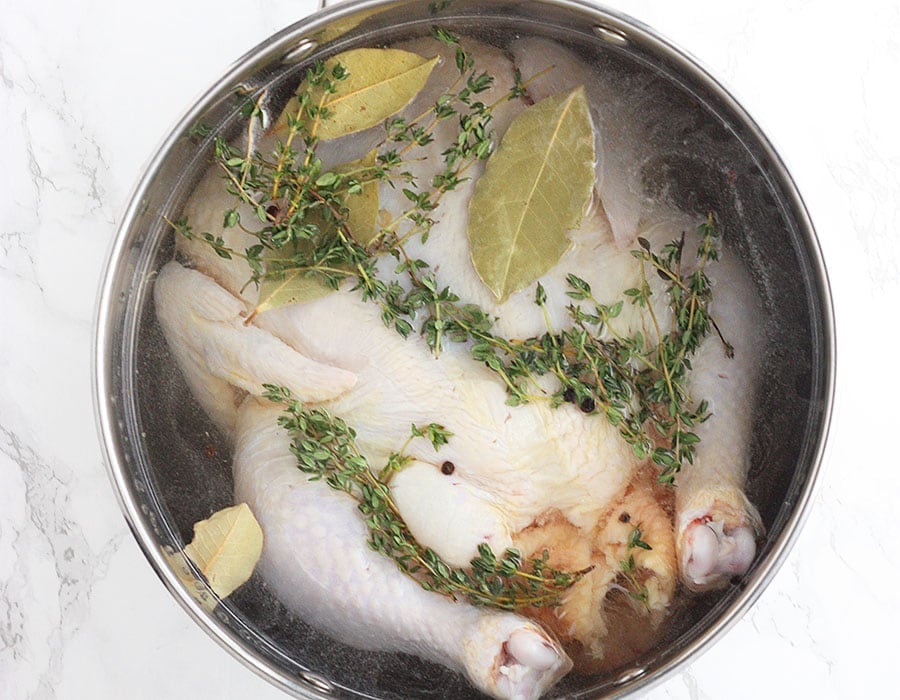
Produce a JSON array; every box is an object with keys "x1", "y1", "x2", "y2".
[
  {"x1": 176, "y1": 30, "x2": 732, "y2": 609},
  {"x1": 262, "y1": 384, "x2": 591, "y2": 609}
]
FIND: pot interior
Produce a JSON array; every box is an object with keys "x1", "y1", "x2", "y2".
[{"x1": 99, "y1": 0, "x2": 833, "y2": 697}]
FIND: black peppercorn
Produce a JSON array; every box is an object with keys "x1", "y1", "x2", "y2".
[
  {"x1": 441, "y1": 461, "x2": 455, "y2": 475},
  {"x1": 579, "y1": 396, "x2": 596, "y2": 413}
]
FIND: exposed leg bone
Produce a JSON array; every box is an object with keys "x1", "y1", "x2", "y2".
[
  {"x1": 156, "y1": 31, "x2": 773, "y2": 694},
  {"x1": 678, "y1": 509, "x2": 758, "y2": 591},
  {"x1": 504, "y1": 36, "x2": 767, "y2": 591},
  {"x1": 674, "y1": 247, "x2": 764, "y2": 591}
]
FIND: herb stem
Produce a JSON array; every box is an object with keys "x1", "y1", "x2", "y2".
[
  {"x1": 262, "y1": 385, "x2": 589, "y2": 610},
  {"x1": 179, "y1": 43, "x2": 727, "y2": 488}
]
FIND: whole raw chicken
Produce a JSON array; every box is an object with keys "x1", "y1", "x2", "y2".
[{"x1": 156, "y1": 35, "x2": 764, "y2": 699}]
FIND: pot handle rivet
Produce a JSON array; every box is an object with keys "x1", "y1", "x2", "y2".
[
  {"x1": 614, "y1": 666, "x2": 646, "y2": 685},
  {"x1": 283, "y1": 38, "x2": 320, "y2": 64},
  {"x1": 300, "y1": 670, "x2": 334, "y2": 693},
  {"x1": 593, "y1": 22, "x2": 629, "y2": 46}
]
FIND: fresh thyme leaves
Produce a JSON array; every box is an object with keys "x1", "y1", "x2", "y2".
[
  {"x1": 410, "y1": 421, "x2": 453, "y2": 450},
  {"x1": 421, "y1": 216, "x2": 726, "y2": 484},
  {"x1": 262, "y1": 384, "x2": 590, "y2": 610},
  {"x1": 181, "y1": 37, "x2": 504, "y2": 324},
  {"x1": 378, "y1": 421, "x2": 453, "y2": 484},
  {"x1": 180, "y1": 34, "x2": 728, "y2": 484},
  {"x1": 188, "y1": 121, "x2": 214, "y2": 142},
  {"x1": 619, "y1": 526, "x2": 653, "y2": 611},
  {"x1": 272, "y1": 49, "x2": 440, "y2": 141}
]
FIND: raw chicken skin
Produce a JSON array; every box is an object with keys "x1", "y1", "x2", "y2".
[
  {"x1": 155, "y1": 35, "x2": 765, "y2": 697},
  {"x1": 233, "y1": 398, "x2": 572, "y2": 700}
]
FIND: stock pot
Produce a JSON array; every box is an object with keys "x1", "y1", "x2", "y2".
[{"x1": 94, "y1": 0, "x2": 835, "y2": 696}]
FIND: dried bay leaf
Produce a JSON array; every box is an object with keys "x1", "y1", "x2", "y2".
[
  {"x1": 255, "y1": 264, "x2": 334, "y2": 314},
  {"x1": 274, "y1": 49, "x2": 439, "y2": 141},
  {"x1": 182, "y1": 503, "x2": 263, "y2": 602},
  {"x1": 256, "y1": 226, "x2": 337, "y2": 313},
  {"x1": 254, "y1": 150, "x2": 380, "y2": 314},
  {"x1": 467, "y1": 87, "x2": 595, "y2": 301},
  {"x1": 342, "y1": 149, "x2": 380, "y2": 246},
  {"x1": 163, "y1": 549, "x2": 218, "y2": 612}
]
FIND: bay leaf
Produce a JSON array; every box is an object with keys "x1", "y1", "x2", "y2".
[
  {"x1": 342, "y1": 149, "x2": 380, "y2": 246},
  {"x1": 163, "y1": 549, "x2": 218, "y2": 612},
  {"x1": 255, "y1": 264, "x2": 334, "y2": 314},
  {"x1": 274, "y1": 49, "x2": 439, "y2": 141},
  {"x1": 254, "y1": 150, "x2": 380, "y2": 314},
  {"x1": 467, "y1": 86, "x2": 595, "y2": 301},
  {"x1": 182, "y1": 502, "x2": 263, "y2": 602}
]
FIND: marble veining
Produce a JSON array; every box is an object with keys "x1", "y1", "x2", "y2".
[
  {"x1": 1, "y1": 0, "x2": 898, "y2": 698},
  {"x1": 1, "y1": 425, "x2": 124, "y2": 698}
]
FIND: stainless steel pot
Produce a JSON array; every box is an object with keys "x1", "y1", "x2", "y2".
[{"x1": 94, "y1": 0, "x2": 835, "y2": 697}]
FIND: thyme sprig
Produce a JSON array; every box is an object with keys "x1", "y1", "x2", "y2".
[
  {"x1": 181, "y1": 34, "x2": 730, "y2": 484},
  {"x1": 183, "y1": 32, "x2": 501, "y2": 332},
  {"x1": 400, "y1": 217, "x2": 725, "y2": 484},
  {"x1": 262, "y1": 384, "x2": 590, "y2": 610},
  {"x1": 619, "y1": 526, "x2": 653, "y2": 611}
]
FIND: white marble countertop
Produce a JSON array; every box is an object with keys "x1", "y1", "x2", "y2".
[{"x1": 2, "y1": 0, "x2": 898, "y2": 697}]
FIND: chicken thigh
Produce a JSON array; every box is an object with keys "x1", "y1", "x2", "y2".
[{"x1": 508, "y1": 36, "x2": 764, "y2": 592}]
